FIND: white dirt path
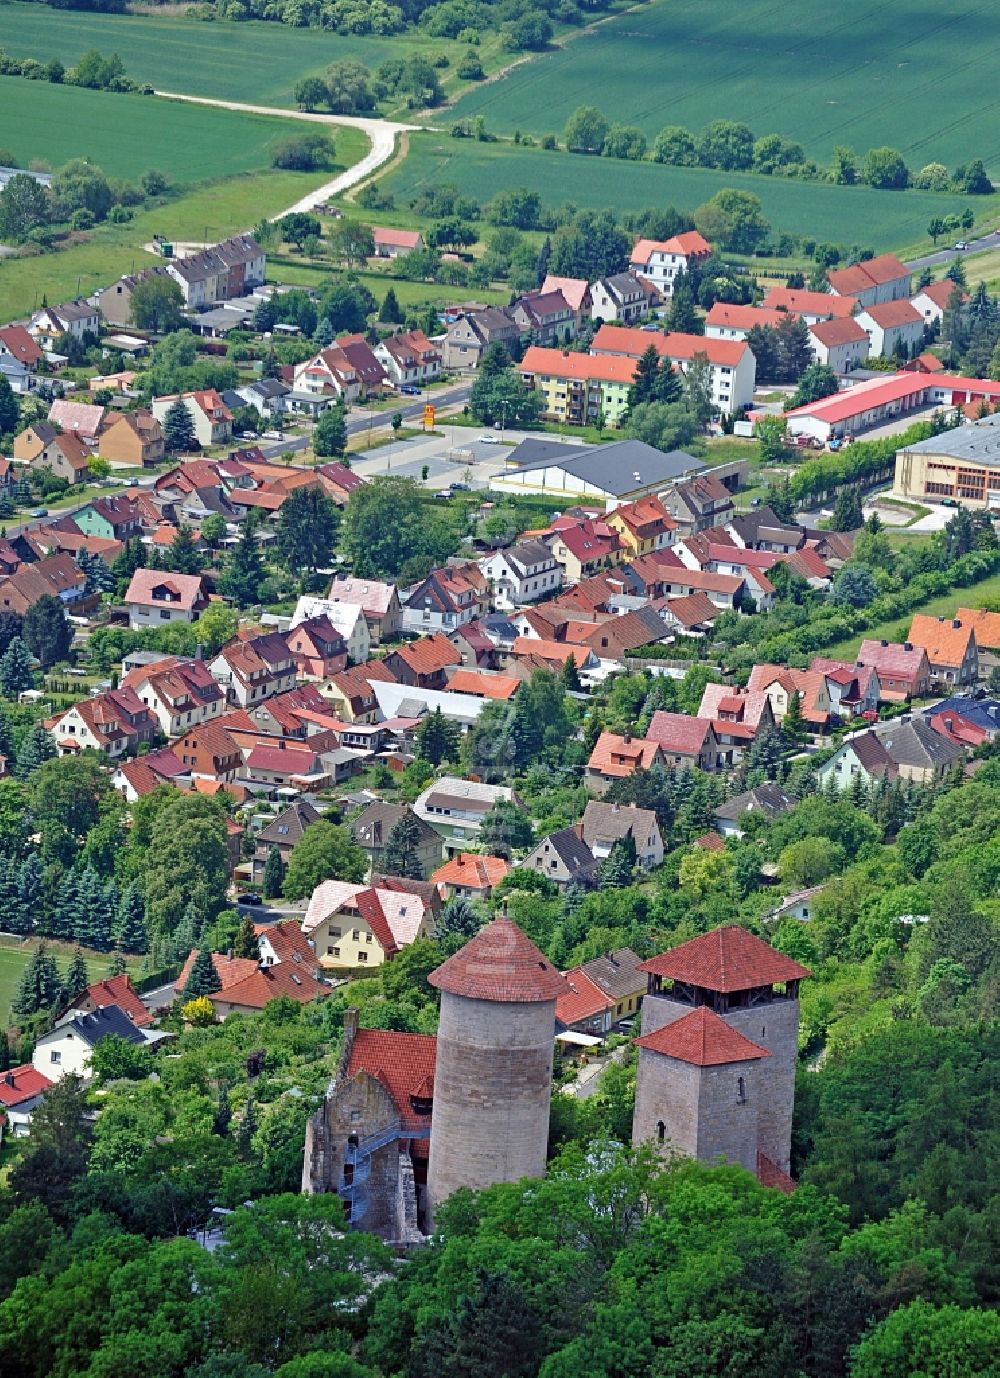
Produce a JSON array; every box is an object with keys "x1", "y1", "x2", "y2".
[{"x1": 154, "y1": 91, "x2": 417, "y2": 215}]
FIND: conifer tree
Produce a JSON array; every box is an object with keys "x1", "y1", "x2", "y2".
[
  {"x1": 219, "y1": 519, "x2": 265, "y2": 607},
  {"x1": 15, "y1": 725, "x2": 55, "y2": 778},
  {"x1": 0, "y1": 852, "x2": 25, "y2": 935},
  {"x1": 262, "y1": 845, "x2": 284, "y2": 900},
  {"x1": 109, "y1": 949, "x2": 127, "y2": 976},
  {"x1": 783, "y1": 690, "x2": 806, "y2": 744},
  {"x1": 232, "y1": 912, "x2": 259, "y2": 960},
  {"x1": 599, "y1": 835, "x2": 637, "y2": 889},
  {"x1": 163, "y1": 397, "x2": 197, "y2": 454},
  {"x1": 213, "y1": 1079, "x2": 231, "y2": 1137},
  {"x1": 74, "y1": 867, "x2": 112, "y2": 951},
  {"x1": 416, "y1": 706, "x2": 459, "y2": 766},
  {"x1": 18, "y1": 852, "x2": 43, "y2": 930},
  {"x1": 11, "y1": 940, "x2": 60, "y2": 1018},
  {"x1": 62, "y1": 947, "x2": 89, "y2": 1005},
  {"x1": 183, "y1": 946, "x2": 221, "y2": 998},
  {"x1": 168, "y1": 525, "x2": 202, "y2": 575},
  {"x1": 112, "y1": 880, "x2": 147, "y2": 954},
  {"x1": 0, "y1": 636, "x2": 35, "y2": 697},
  {"x1": 238, "y1": 1093, "x2": 257, "y2": 1158},
  {"x1": 381, "y1": 811, "x2": 425, "y2": 880},
  {"x1": 50, "y1": 869, "x2": 79, "y2": 941},
  {"x1": 171, "y1": 899, "x2": 203, "y2": 964}
]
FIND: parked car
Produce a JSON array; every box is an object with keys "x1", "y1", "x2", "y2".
[
  {"x1": 450, "y1": 481, "x2": 470, "y2": 491},
  {"x1": 240, "y1": 893, "x2": 263, "y2": 906},
  {"x1": 434, "y1": 489, "x2": 452, "y2": 499},
  {"x1": 478, "y1": 434, "x2": 501, "y2": 444},
  {"x1": 400, "y1": 384, "x2": 421, "y2": 396},
  {"x1": 29, "y1": 508, "x2": 47, "y2": 518},
  {"x1": 954, "y1": 241, "x2": 969, "y2": 251}
]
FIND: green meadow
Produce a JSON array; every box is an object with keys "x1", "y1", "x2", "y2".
[
  {"x1": 381, "y1": 133, "x2": 992, "y2": 251},
  {"x1": 449, "y1": 0, "x2": 1000, "y2": 172}
]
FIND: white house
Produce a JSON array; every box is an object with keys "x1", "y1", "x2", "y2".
[
  {"x1": 32, "y1": 1006, "x2": 147, "y2": 1082},
  {"x1": 629, "y1": 231, "x2": 712, "y2": 296},
  {"x1": 827, "y1": 253, "x2": 911, "y2": 308},
  {"x1": 911, "y1": 279, "x2": 963, "y2": 326},
  {"x1": 808, "y1": 317, "x2": 870, "y2": 373},
  {"x1": 705, "y1": 303, "x2": 787, "y2": 340},
  {"x1": 591, "y1": 325, "x2": 756, "y2": 416},
  {"x1": 291, "y1": 595, "x2": 371, "y2": 665},
  {"x1": 0, "y1": 323, "x2": 42, "y2": 392},
  {"x1": 414, "y1": 776, "x2": 523, "y2": 853},
  {"x1": 374, "y1": 329, "x2": 442, "y2": 387},
  {"x1": 589, "y1": 272, "x2": 651, "y2": 325},
  {"x1": 29, "y1": 299, "x2": 99, "y2": 347},
  {"x1": 151, "y1": 390, "x2": 233, "y2": 448},
  {"x1": 124, "y1": 569, "x2": 207, "y2": 629},
  {"x1": 855, "y1": 301, "x2": 926, "y2": 359},
  {"x1": 479, "y1": 539, "x2": 563, "y2": 611}
]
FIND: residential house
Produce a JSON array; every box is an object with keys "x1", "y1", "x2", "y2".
[
  {"x1": 349, "y1": 801, "x2": 443, "y2": 879},
  {"x1": 511, "y1": 289, "x2": 576, "y2": 344},
  {"x1": 705, "y1": 303, "x2": 787, "y2": 339},
  {"x1": 0, "y1": 323, "x2": 43, "y2": 392},
  {"x1": 164, "y1": 234, "x2": 265, "y2": 306},
  {"x1": 314, "y1": 461, "x2": 365, "y2": 506},
  {"x1": 401, "y1": 565, "x2": 486, "y2": 635},
  {"x1": 878, "y1": 716, "x2": 968, "y2": 784},
  {"x1": 383, "y1": 632, "x2": 461, "y2": 689},
  {"x1": 713, "y1": 783, "x2": 797, "y2": 839},
  {"x1": 110, "y1": 747, "x2": 188, "y2": 802},
  {"x1": 48, "y1": 399, "x2": 105, "y2": 444},
  {"x1": 0, "y1": 553, "x2": 87, "y2": 616},
  {"x1": 660, "y1": 474, "x2": 735, "y2": 536},
  {"x1": 98, "y1": 411, "x2": 166, "y2": 468},
  {"x1": 808, "y1": 317, "x2": 870, "y2": 373},
  {"x1": 285, "y1": 615, "x2": 349, "y2": 679},
  {"x1": 856, "y1": 638, "x2": 933, "y2": 700},
  {"x1": 29, "y1": 298, "x2": 99, "y2": 347},
  {"x1": 606, "y1": 495, "x2": 677, "y2": 557},
  {"x1": 809, "y1": 657, "x2": 881, "y2": 718},
  {"x1": 585, "y1": 731, "x2": 663, "y2": 794},
  {"x1": 373, "y1": 227, "x2": 423, "y2": 258},
  {"x1": 544, "y1": 517, "x2": 622, "y2": 582},
  {"x1": 124, "y1": 569, "x2": 208, "y2": 628},
  {"x1": 49, "y1": 686, "x2": 157, "y2": 759},
  {"x1": 124, "y1": 655, "x2": 225, "y2": 736},
  {"x1": 12, "y1": 422, "x2": 57, "y2": 463},
  {"x1": 374, "y1": 329, "x2": 442, "y2": 387},
  {"x1": 479, "y1": 539, "x2": 563, "y2": 610},
  {"x1": 590, "y1": 271, "x2": 652, "y2": 325},
  {"x1": 580, "y1": 800, "x2": 664, "y2": 869},
  {"x1": 291, "y1": 595, "x2": 371, "y2": 665},
  {"x1": 22, "y1": 429, "x2": 92, "y2": 485},
  {"x1": 518, "y1": 347, "x2": 637, "y2": 428},
  {"x1": 302, "y1": 878, "x2": 435, "y2": 970},
  {"x1": 827, "y1": 253, "x2": 911, "y2": 308},
  {"x1": 326, "y1": 576, "x2": 402, "y2": 644},
  {"x1": 253, "y1": 799, "x2": 321, "y2": 875},
  {"x1": 67, "y1": 973, "x2": 152, "y2": 1028},
  {"x1": 646, "y1": 710, "x2": 721, "y2": 770},
  {"x1": 697, "y1": 683, "x2": 776, "y2": 753},
  {"x1": 175, "y1": 722, "x2": 243, "y2": 785},
  {"x1": 255, "y1": 918, "x2": 322, "y2": 975},
  {"x1": 177, "y1": 949, "x2": 330, "y2": 1018},
  {"x1": 628, "y1": 231, "x2": 712, "y2": 296},
  {"x1": 540, "y1": 274, "x2": 592, "y2": 327},
  {"x1": 816, "y1": 730, "x2": 898, "y2": 793},
  {"x1": 911, "y1": 278, "x2": 965, "y2": 326},
  {"x1": 761, "y1": 287, "x2": 860, "y2": 324},
  {"x1": 231, "y1": 378, "x2": 290, "y2": 418},
  {"x1": 96, "y1": 265, "x2": 174, "y2": 327},
  {"x1": 413, "y1": 776, "x2": 523, "y2": 852},
  {"x1": 906, "y1": 613, "x2": 979, "y2": 686},
  {"x1": 431, "y1": 852, "x2": 510, "y2": 901},
  {"x1": 655, "y1": 591, "x2": 721, "y2": 637},
  {"x1": 523, "y1": 825, "x2": 599, "y2": 890},
  {"x1": 582, "y1": 605, "x2": 668, "y2": 660},
  {"x1": 75, "y1": 495, "x2": 145, "y2": 543},
  {"x1": 725, "y1": 506, "x2": 804, "y2": 554},
  {"x1": 151, "y1": 391, "x2": 233, "y2": 448},
  {"x1": 320, "y1": 661, "x2": 394, "y2": 723},
  {"x1": 210, "y1": 632, "x2": 297, "y2": 706},
  {"x1": 855, "y1": 300, "x2": 925, "y2": 358},
  {"x1": 556, "y1": 948, "x2": 646, "y2": 1034},
  {"x1": 442, "y1": 307, "x2": 520, "y2": 370},
  {"x1": 336, "y1": 335, "x2": 389, "y2": 395},
  {"x1": 591, "y1": 324, "x2": 756, "y2": 415},
  {"x1": 32, "y1": 1006, "x2": 146, "y2": 1082},
  {"x1": 747, "y1": 665, "x2": 832, "y2": 728},
  {"x1": 0, "y1": 1065, "x2": 54, "y2": 1139}
]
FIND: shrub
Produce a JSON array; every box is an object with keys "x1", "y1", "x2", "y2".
[
  {"x1": 107, "y1": 204, "x2": 133, "y2": 223},
  {"x1": 69, "y1": 208, "x2": 95, "y2": 231}
]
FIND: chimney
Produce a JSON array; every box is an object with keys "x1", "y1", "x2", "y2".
[
  {"x1": 945, "y1": 717, "x2": 954, "y2": 730},
  {"x1": 952, "y1": 619, "x2": 961, "y2": 629},
  {"x1": 880, "y1": 639, "x2": 888, "y2": 647},
  {"x1": 938, "y1": 614, "x2": 945, "y2": 623},
  {"x1": 623, "y1": 732, "x2": 631, "y2": 743},
  {"x1": 195, "y1": 643, "x2": 205, "y2": 661},
  {"x1": 904, "y1": 642, "x2": 913, "y2": 652},
  {"x1": 457, "y1": 854, "x2": 465, "y2": 866}
]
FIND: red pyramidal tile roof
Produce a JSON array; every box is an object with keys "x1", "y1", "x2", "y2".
[
  {"x1": 636, "y1": 1006, "x2": 770, "y2": 1065},
  {"x1": 640, "y1": 925, "x2": 811, "y2": 993},
  {"x1": 428, "y1": 915, "x2": 567, "y2": 1003},
  {"x1": 348, "y1": 1028, "x2": 437, "y2": 1133}
]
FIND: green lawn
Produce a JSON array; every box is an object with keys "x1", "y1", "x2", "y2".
[
  {"x1": 269, "y1": 253, "x2": 508, "y2": 308},
  {"x1": 0, "y1": 936, "x2": 142, "y2": 1026},
  {"x1": 448, "y1": 0, "x2": 1000, "y2": 174},
  {"x1": 0, "y1": 113, "x2": 369, "y2": 322},
  {"x1": 821, "y1": 572, "x2": 1000, "y2": 661},
  {"x1": 381, "y1": 133, "x2": 994, "y2": 251}
]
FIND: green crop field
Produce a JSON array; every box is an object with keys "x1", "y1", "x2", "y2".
[
  {"x1": 450, "y1": 0, "x2": 1000, "y2": 173},
  {"x1": 0, "y1": 78, "x2": 332, "y2": 184},
  {"x1": 381, "y1": 134, "x2": 994, "y2": 251},
  {"x1": 0, "y1": 4, "x2": 421, "y2": 107}
]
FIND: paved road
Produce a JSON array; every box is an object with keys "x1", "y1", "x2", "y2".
[
  {"x1": 154, "y1": 92, "x2": 416, "y2": 217},
  {"x1": 907, "y1": 227, "x2": 1000, "y2": 272},
  {"x1": 256, "y1": 382, "x2": 474, "y2": 459}
]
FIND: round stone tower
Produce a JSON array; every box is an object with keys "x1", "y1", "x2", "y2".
[{"x1": 426, "y1": 915, "x2": 567, "y2": 1219}]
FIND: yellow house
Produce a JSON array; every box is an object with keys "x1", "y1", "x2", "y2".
[
  {"x1": 302, "y1": 879, "x2": 434, "y2": 971},
  {"x1": 606, "y1": 495, "x2": 677, "y2": 557},
  {"x1": 519, "y1": 346, "x2": 637, "y2": 428}
]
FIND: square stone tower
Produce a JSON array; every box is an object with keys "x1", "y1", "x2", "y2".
[{"x1": 634, "y1": 926, "x2": 810, "y2": 1175}]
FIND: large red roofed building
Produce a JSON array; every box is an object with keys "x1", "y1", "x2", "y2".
[{"x1": 634, "y1": 926, "x2": 809, "y2": 1179}]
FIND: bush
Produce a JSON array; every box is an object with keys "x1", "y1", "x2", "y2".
[
  {"x1": 457, "y1": 51, "x2": 484, "y2": 79},
  {"x1": 69, "y1": 208, "x2": 95, "y2": 231},
  {"x1": 271, "y1": 132, "x2": 335, "y2": 171},
  {"x1": 107, "y1": 204, "x2": 133, "y2": 223}
]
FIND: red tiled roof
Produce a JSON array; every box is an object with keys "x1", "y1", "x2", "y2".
[
  {"x1": 253, "y1": 918, "x2": 317, "y2": 970},
  {"x1": 432, "y1": 853, "x2": 510, "y2": 891},
  {"x1": 809, "y1": 316, "x2": 869, "y2": 347},
  {"x1": 393, "y1": 632, "x2": 461, "y2": 678},
  {"x1": 125, "y1": 568, "x2": 205, "y2": 612},
  {"x1": 0, "y1": 1063, "x2": 54, "y2": 1107},
  {"x1": 592, "y1": 324, "x2": 747, "y2": 368},
  {"x1": 907, "y1": 613, "x2": 975, "y2": 668},
  {"x1": 213, "y1": 962, "x2": 330, "y2": 1009},
  {"x1": 556, "y1": 967, "x2": 614, "y2": 1025},
  {"x1": 757, "y1": 1150, "x2": 796, "y2": 1193},
  {"x1": 82, "y1": 973, "x2": 152, "y2": 1027},
  {"x1": 762, "y1": 287, "x2": 858, "y2": 319},
  {"x1": 641, "y1": 925, "x2": 811, "y2": 992},
  {"x1": 521, "y1": 346, "x2": 637, "y2": 385},
  {"x1": 694, "y1": 831, "x2": 726, "y2": 852},
  {"x1": 587, "y1": 730, "x2": 662, "y2": 776},
  {"x1": 861, "y1": 299, "x2": 923, "y2": 329},
  {"x1": 828, "y1": 252, "x2": 909, "y2": 294},
  {"x1": 429, "y1": 915, "x2": 567, "y2": 1003},
  {"x1": 347, "y1": 1028, "x2": 437, "y2": 1133},
  {"x1": 705, "y1": 303, "x2": 787, "y2": 331},
  {"x1": 646, "y1": 710, "x2": 712, "y2": 755},
  {"x1": 177, "y1": 950, "x2": 259, "y2": 993},
  {"x1": 637, "y1": 1006, "x2": 770, "y2": 1066},
  {"x1": 373, "y1": 226, "x2": 422, "y2": 249},
  {"x1": 447, "y1": 669, "x2": 521, "y2": 700}
]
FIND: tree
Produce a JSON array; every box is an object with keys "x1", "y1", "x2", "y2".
[
  {"x1": 113, "y1": 879, "x2": 147, "y2": 953},
  {"x1": 437, "y1": 895, "x2": 483, "y2": 939},
  {"x1": 183, "y1": 945, "x2": 221, "y2": 998},
  {"x1": 788, "y1": 362, "x2": 839, "y2": 408},
  {"x1": 416, "y1": 706, "x2": 459, "y2": 765},
  {"x1": 280, "y1": 212, "x2": 322, "y2": 252},
  {"x1": 329, "y1": 221, "x2": 375, "y2": 266},
  {"x1": 851, "y1": 1300, "x2": 1000, "y2": 1378},
  {"x1": 782, "y1": 689, "x2": 806, "y2": 743},
  {"x1": 862, "y1": 146, "x2": 909, "y2": 189},
  {"x1": 683, "y1": 353, "x2": 716, "y2": 428},
  {"x1": 928, "y1": 216, "x2": 947, "y2": 245},
  {"x1": 15, "y1": 724, "x2": 55, "y2": 778},
  {"x1": 755, "y1": 415, "x2": 788, "y2": 462},
  {"x1": 275, "y1": 486, "x2": 340, "y2": 574},
  {"x1": 0, "y1": 172, "x2": 49, "y2": 243},
  {"x1": 697, "y1": 119, "x2": 754, "y2": 170},
  {"x1": 380, "y1": 287, "x2": 402, "y2": 323},
  {"x1": 599, "y1": 835, "x2": 637, "y2": 888},
  {"x1": 11, "y1": 940, "x2": 60, "y2": 1018},
  {"x1": 341, "y1": 476, "x2": 458, "y2": 580},
  {"x1": 0, "y1": 375, "x2": 19, "y2": 437},
  {"x1": 294, "y1": 75, "x2": 329, "y2": 111},
  {"x1": 625, "y1": 400, "x2": 699, "y2": 454},
  {"x1": 163, "y1": 398, "x2": 197, "y2": 455},
  {"x1": 602, "y1": 124, "x2": 647, "y2": 161},
  {"x1": 201, "y1": 513, "x2": 227, "y2": 550},
  {"x1": 61, "y1": 946, "x2": 88, "y2": 1004},
  {"x1": 139, "y1": 791, "x2": 230, "y2": 942},
  {"x1": 830, "y1": 144, "x2": 858, "y2": 184},
  {"x1": 653, "y1": 126, "x2": 699, "y2": 166},
  {"x1": 666, "y1": 274, "x2": 701, "y2": 334},
  {"x1": 778, "y1": 834, "x2": 845, "y2": 886},
  {"x1": 131, "y1": 276, "x2": 184, "y2": 332},
  {"x1": 380, "y1": 811, "x2": 425, "y2": 880},
  {"x1": 831, "y1": 486, "x2": 864, "y2": 531},
  {"x1": 219, "y1": 519, "x2": 265, "y2": 607},
  {"x1": 480, "y1": 800, "x2": 534, "y2": 860},
  {"x1": 272, "y1": 131, "x2": 335, "y2": 171},
  {"x1": 181, "y1": 994, "x2": 216, "y2": 1026},
  {"x1": 89, "y1": 1031, "x2": 152, "y2": 1083},
  {"x1": 283, "y1": 820, "x2": 367, "y2": 900},
  {"x1": 313, "y1": 404, "x2": 347, "y2": 458},
  {"x1": 694, "y1": 188, "x2": 770, "y2": 254},
  {"x1": 469, "y1": 361, "x2": 540, "y2": 428},
  {"x1": 8, "y1": 1072, "x2": 90, "y2": 1220},
  {"x1": 262, "y1": 846, "x2": 284, "y2": 900},
  {"x1": 0, "y1": 636, "x2": 35, "y2": 696}
]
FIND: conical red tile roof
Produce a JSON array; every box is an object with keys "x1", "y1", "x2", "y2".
[
  {"x1": 636, "y1": 1007, "x2": 770, "y2": 1066},
  {"x1": 640, "y1": 925, "x2": 810, "y2": 994},
  {"x1": 429, "y1": 915, "x2": 567, "y2": 1003}
]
